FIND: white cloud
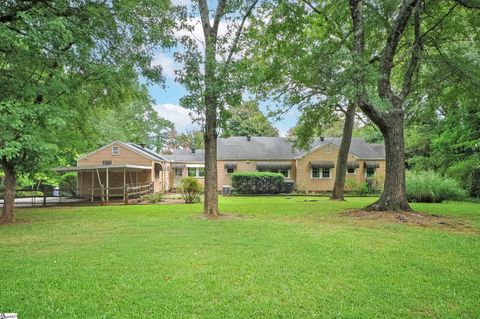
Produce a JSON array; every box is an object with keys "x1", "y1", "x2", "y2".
[
  {"x1": 151, "y1": 54, "x2": 178, "y2": 79},
  {"x1": 153, "y1": 103, "x2": 200, "y2": 133},
  {"x1": 171, "y1": 0, "x2": 191, "y2": 5}
]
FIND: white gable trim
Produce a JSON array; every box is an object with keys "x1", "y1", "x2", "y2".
[
  {"x1": 295, "y1": 142, "x2": 359, "y2": 160},
  {"x1": 77, "y1": 141, "x2": 162, "y2": 162}
]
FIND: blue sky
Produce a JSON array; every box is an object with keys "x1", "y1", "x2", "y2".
[
  {"x1": 147, "y1": 2, "x2": 299, "y2": 136},
  {"x1": 148, "y1": 54, "x2": 299, "y2": 136}
]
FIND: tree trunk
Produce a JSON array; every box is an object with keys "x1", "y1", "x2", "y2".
[
  {"x1": 202, "y1": 21, "x2": 220, "y2": 217},
  {"x1": 1, "y1": 164, "x2": 16, "y2": 224},
  {"x1": 366, "y1": 111, "x2": 412, "y2": 212},
  {"x1": 331, "y1": 103, "x2": 356, "y2": 200},
  {"x1": 203, "y1": 98, "x2": 220, "y2": 217}
]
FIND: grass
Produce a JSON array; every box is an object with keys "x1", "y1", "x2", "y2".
[{"x1": 0, "y1": 196, "x2": 479, "y2": 318}]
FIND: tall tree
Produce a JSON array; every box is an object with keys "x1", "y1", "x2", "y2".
[
  {"x1": 176, "y1": 0, "x2": 260, "y2": 217},
  {"x1": 0, "y1": 0, "x2": 173, "y2": 223},
  {"x1": 242, "y1": 1, "x2": 359, "y2": 200},
  {"x1": 222, "y1": 101, "x2": 279, "y2": 137}
]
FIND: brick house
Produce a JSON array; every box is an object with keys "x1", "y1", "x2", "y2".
[{"x1": 55, "y1": 136, "x2": 385, "y2": 197}]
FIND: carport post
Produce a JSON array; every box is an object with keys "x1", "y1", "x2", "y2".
[
  {"x1": 123, "y1": 168, "x2": 128, "y2": 204},
  {"x1": 106, "y1": 167, "x2": 109, "y2": 202},
  {"x1": 91, "y1": 171, "x2": 94, "y2": 202}
]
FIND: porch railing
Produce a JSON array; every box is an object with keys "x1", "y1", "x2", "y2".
[{"x1": 75, "y1": 182, "x2": 154, "y2": 204}]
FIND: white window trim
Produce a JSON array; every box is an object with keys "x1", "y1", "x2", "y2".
[
  {"x1": 112, "y1": 146, "x2": 120, "y2": 156},
  {"x1": 310, "y1": 167, "x2": 332, "y2": 179},
  {"x1": 225, "y1": 168, "x2": 235, "y2": 175}
]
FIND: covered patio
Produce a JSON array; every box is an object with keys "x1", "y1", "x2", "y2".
[{"x1": 54, "y1": 164, "x2": 154, "y2": 203}]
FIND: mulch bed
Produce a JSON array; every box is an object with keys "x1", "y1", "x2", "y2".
[{"x1": 342, "y1": 209, "x2": 475, "y2": 233}]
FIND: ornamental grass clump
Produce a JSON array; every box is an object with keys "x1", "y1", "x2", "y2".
[{"x1": 406, "y1": 171, "x2": 467, "y2": 203}]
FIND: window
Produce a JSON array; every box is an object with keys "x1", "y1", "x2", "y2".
[
  {"x1": 226, "y1": 168, "x2": 235, "y2": 174},
  {"x1": 175, "y1": 168, "x2": 183, "y2": 177},
  {"x1": 311, "y1": 167, "x2": 331, "y2": 179},
  {"x1": 311, "y1": 167, "x2": 321, "y2": 178},
  {"x1": 112, "y1": 146, "x2": 119, "y2": 155},
  {"x1": 326, "y1": 144, "x2": 332, "y2": 153},
  {"x1": 102, "y1": 160, "x2": 112, "y2": 165},
  {"x1": 347, "y1": 168, "x2": 356, "y2": 174},
  {"x1": 188, "y1": 167, "x2": 196, "y2": 177},
  {"x1": 188, "y1": 167, "x2": 205, "y2": 178},
  {"x1": 366, "y1": 167, "x2": 376, "y2": 178},
  {"x1": 322, "y1": 167, "x2": 331, "y2": 178}
]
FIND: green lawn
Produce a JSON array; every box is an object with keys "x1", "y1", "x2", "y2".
[{"x1": 1, "y1": 197, "x2": 479, "y2": 318}]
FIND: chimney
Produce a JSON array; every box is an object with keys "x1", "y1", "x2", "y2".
[
  {"x1": 191, "y1": 147, "x2": 196, "y2": 153},
  {"x1": 320, "y1": 136, "x2": 324, "y2": 142},
  {"x1": 247, "y1": 135, "x2": 251, "y2": 141},
  {"x1": 140, "y1": 143, "x2": 146, "y2": 148}
]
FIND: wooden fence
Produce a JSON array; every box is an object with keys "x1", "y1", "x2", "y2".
[{"x1": 0, "y1": 182, "x2": 154, "y2": 207}]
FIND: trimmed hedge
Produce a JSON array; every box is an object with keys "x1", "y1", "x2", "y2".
[
  {"x1": 231, "y1": 172, "x2": 285, "y2": 194},
  {"x1": 406, "y1": 170, "x2": 467, "y2": 203}
]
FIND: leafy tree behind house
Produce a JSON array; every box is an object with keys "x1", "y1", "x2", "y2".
[{"x1": 222, "y1": 101, "x2": 279, "y2": 137}]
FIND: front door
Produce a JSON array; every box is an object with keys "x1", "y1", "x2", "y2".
[{"x1": 174, "y1": 168, "x2": 183, "y2": 188}]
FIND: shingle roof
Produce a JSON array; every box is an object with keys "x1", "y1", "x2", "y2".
[
  {"x1": 126, "y1": 142, "x2": 168, "y2": 161},
  {"x1": 166, "y1": 137, "x2": 385, "y2": 162},
  {"x1": 163, "y1": 149, "x2": 205, "y2": 162}
]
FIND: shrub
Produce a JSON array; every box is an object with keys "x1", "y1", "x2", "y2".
[
  {"x1": 447, "y1": 158, "x2": 480, "y2": 198},
  {"x1": 59, "y1": 173, "x2": 77, "y2": 196},
  {"x1": 406, "y1": 170, "x2": 467, "y2": 203},
  {"x1": 344, "y1": 178, "x2": 369, "y2": 195},
  {"x1": 141, "y1": 192, "x2": 164, "y2": 204},
  {"x1": 179, "y1": 177, "x2": 203, "y2": 203},
  {"x1": 231, "y1": 172, "x2": 285, "y2": 194}
]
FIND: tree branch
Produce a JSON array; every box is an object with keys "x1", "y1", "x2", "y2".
[
  {"x1": 400, "y1": 0, "x2": 423, "y2": 100},
  {"x1": 197, "y1": 0, "x2": 212, "y2": 39},
  {"x1": 349, "y1": 0, "x2": 387, "y2": 129},
  {"x1": 378, "y1": 0, "x2": 418, "y2": 105},
  {"x1": 224, "y1": 0, "x2": 260, "y2": 71},
  {"x1": 454, "y1": 0, "x2": 480, "y2": 9}
]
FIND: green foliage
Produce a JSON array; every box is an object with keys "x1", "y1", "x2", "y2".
[
  {"x1": 141, "y1": 193, "x2": 164, "y2": 204},
  {"x1": 59, "y1": 173, "x2": 77, "y2": 196},
  {"x1": 406, "y1": 171, "x2": 467, "y2": 203},
  {"x1": 222, "y1": 101, "x2": 279, "y2": 137},
  {"x1": 447, "y1": 158, "x2": 480, "y2": 198},
  {"x1": 176, "y1": 130, "x2": 205, "y2": 150},
  {"x1": 344, "y1": 178, "x2": 369, "y2": 196},
  {"x1": 0, "y1": 0, "x2": 175, "y2": 173},
  {"x1": 231, "y1": 172, "x2": 285, "y2": 194},
  {"x1": 179, "y1": 177, "x2": 203, "y2": 204},
  {"x1": 0, "y1": 100, "x2": 61, "y2": 174}
]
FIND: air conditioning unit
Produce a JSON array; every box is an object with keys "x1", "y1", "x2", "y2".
[{"x1": 222, "y1": 185, "x2": 231, "y2": 195}]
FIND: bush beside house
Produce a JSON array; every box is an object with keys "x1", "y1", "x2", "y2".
[
  {"x1": 179, "y1": 177, "x2": 203, "y2": 203},
  {"x1": 231, "y1": 172, "x2": 285, "y2": 194}
]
